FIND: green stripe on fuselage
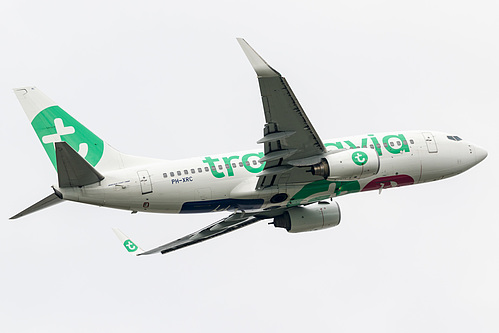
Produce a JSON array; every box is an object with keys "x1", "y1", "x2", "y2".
[{"x1": 288, "y1": 179, "x2": 360, "y2": 206}]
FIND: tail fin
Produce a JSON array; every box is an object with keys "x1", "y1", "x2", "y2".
[{"x1": 14, "y1": 87, "x2": 156, "y2": 172}]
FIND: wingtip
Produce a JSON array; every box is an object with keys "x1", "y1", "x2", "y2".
[
  {"x1": 112, "y1": 228, "x2": 145, "y2": 256},
  {"x1": 237, "y1": 38, "x2": 280, "y2": 77}
]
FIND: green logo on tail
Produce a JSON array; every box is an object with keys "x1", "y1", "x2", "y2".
[
  {"x1": 31, "y1": 106, "x2": 104, "y2": 169},
  {"x1": 123, "y1": 240, "x2": 139, "y2": 252}
]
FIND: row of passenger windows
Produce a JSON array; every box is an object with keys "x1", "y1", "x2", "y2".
[
  {"x1": 361, "y1": 139, "x2": 414, "y2": 149},
  {"x1": 161, "y1": 139, "x2": 417, "y2": 179},
  {"x1": 162, "y1": 160, "x2": 261, "y2": 178}
]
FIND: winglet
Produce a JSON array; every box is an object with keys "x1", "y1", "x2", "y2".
[
  {"x1": 112, "y1": 228, "x2": 145, "y2": 256},
  {"x1": 236, "y1": 38, "x2": 281, "y2": 77}
]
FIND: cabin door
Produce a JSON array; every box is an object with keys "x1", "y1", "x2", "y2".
[
  {"x1": 137, "y1": 170, "x2": 153, "y2": 194},
  {"x1": 422, "y1": 132, "x2": 438, "y2": 153}
]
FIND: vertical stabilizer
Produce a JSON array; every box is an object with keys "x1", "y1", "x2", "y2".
[{"x1": 14, "y1": 87, "x2": 160, "y2": 173}]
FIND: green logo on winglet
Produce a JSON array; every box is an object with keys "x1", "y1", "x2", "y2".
[
  {"x1": 31, "y1": 106, "x2": 104, "y2": 169},
  {"x1": 123, "y1": 240, "x2": 139, "y2": 252}
]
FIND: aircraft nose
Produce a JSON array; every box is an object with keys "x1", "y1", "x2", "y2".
[{"x1": 473, "y1": 145, "x2": 488, "y2": 164}]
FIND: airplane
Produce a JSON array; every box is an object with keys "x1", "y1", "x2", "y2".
[{"x1": 10, "y1": 38, "x2": 487, "y2": 256}]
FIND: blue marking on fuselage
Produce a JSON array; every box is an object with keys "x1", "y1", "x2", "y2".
[{"x1": 180, "y1": 198, "x2": 264, "y2": 214}]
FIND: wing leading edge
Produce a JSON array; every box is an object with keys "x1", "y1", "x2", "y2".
[
  {"x1": 237, "y1": 38, "x2": 328, "y2": 189},
  {"x1": 114, "y1": 210, "x2": 286, "y2": 255}
]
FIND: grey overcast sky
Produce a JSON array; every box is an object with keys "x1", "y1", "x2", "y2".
[{"x1": 1, "y1": 0, "x2": 498, "y2": 332}]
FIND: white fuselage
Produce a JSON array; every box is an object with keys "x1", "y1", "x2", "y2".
[{"x1": 57, "y1": 130, "x2": 486, "y2": 214}]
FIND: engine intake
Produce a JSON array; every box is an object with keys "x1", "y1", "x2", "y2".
[
  {"x1": 273, "y1": 202, "x2": 341, "y2": 233},
  {"x1": 311, "y1": 148, "x2": 380, "y2": 181}
]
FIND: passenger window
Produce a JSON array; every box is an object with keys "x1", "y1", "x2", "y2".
[
  {"x1": 205, "y1": 167, "x2": 209, "y2": 172},
  {"x1": 370, "y1": 144, "x2": 374, "y2": 149},
  {"x1": 239, "y1": 162, "x2": 243, "y2": 167},
  {"x1": 383, "y1": 143, "x2": 388, "y2": 148},
  {"x1": 177, "y1": 171, "x2": 181, "y2": 176},
  {"x1": 245, "y1": 161, "x2": 250, "y2": 166},
  {"x1": 211, "y1": 166, "x2": 216, "y2": 171},
  {"x1": 252, "y1": 160, "x2": 257, "y2": 165},
  {"x1": 218, "y1": 165, "x2": 223, "y2": 170},
  {"x1": 191, "y1": 168, "x2": 195, "y2": 174},
  {"x1": 170, "y1": 172, "x2": 175, "y2": 177},
  {"x1": 198, "y1": 168, "x2": 202, "y2": 173},
  {"x1": 225, "y1": 164, "x2": 230, "y2": 169},
  {"x1": 409, "y1": 139, "x2": 414, "y2": 144},
  {"x1": 163, "y1": 173, "x2": 168, "y2": 178},
  {"x1": 390, "y1": 142, "x2": 394, "y2": 147},
  {"x1": 232, "y1": 163, "x2": 237, "y2": 168},
  {"x1": 184, "y1": 170, "x2": 188, "y2": 175},
  {"x1": 397, "y1": 141, "x2": 401, "y2": 146}
]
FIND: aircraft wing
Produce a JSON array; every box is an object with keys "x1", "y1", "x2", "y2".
[
  {"x1": 115, "y1": 211, "x2": 279, "y2": 255},
  {"x1": 237, "y1": 39, "x2": 328, "y2": 189}
]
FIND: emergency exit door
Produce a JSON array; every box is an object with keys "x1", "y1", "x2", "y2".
[{"x1": 137, "y1": 170, "x2": 153, "y2": 194}]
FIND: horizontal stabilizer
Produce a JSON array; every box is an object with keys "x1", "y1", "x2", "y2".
[
  {"x1": 56, "y1": 141, "x2": 104, "y2": 187},
  {"x1": 10, "y1": 192, "x2": 62, "y2": 220}
]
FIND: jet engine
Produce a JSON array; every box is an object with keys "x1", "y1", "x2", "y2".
[
  {"x1": 311, "y1": 148, "x2": 380, "y2": 181},
  {"x1": 273, "y1": 202, "x2": 341, "y2": 233}
]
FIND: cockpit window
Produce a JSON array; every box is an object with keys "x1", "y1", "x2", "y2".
[{"x1": 447, "y1": 135, "x2": 463, "y2": 141}]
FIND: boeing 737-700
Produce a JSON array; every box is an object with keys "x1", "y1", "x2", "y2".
[{"x1": 10, "y1": 39, "x2": 488, "y2": 255}]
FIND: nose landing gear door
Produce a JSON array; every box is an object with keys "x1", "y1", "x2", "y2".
[
  {"x1": 137, "y1": 170, "x2": 153, "y2": 194},
  {"x1": 422, "y1": 132, "x2": 438, "y2": 153}
]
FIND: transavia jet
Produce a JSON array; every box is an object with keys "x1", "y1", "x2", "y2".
[{"x1": 11, "y1": 39, "x2": 487, "y2": 256}]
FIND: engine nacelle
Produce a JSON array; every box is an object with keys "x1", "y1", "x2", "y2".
[
  {"x1": 311, "y1": 148, "x2": 380, "y2": 181},
  {"x1": 273, "y1": 202, "x2": 341, "y2": 233}
]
